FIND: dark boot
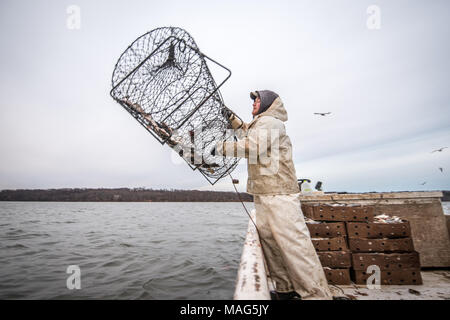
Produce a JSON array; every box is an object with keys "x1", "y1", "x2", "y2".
[
  {"x1": 333, "y1": 296, "x2": 351, "y2": 300},
  {"x1": 271, "y1": 291, "x2": 302, "y2": 300}
]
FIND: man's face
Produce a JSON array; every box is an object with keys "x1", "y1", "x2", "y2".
[{"x1": 252, "y1": 97, "x2": 261, "y2": 116}]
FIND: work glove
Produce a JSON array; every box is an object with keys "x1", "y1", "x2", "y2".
[
  {"x1": 221, "y1": 107, "x2": 244, "y2": 130},
  {"x1": 221, "y1": 107, "x2": 233, "y2": 120}
]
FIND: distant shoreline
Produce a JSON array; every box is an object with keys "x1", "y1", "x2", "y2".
[
  {"x1": 0, "y1": 188, "x2": 253, "y2": 202},
  {"x1": 0, "y1": 188, "x2": 448, "y2": 202}
]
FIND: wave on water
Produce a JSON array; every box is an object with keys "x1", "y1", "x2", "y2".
[{"x1": 0, "y1": 201, "x2": 250, "y2": 299}]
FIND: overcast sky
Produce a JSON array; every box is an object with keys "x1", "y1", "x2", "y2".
[{"x1": 0, "y1": 0, "x2": 449, "y2": 193}]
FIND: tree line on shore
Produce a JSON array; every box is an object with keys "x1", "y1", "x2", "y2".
[{"x1": 0, "y1": 188, "x2": 253, "y2": 202}]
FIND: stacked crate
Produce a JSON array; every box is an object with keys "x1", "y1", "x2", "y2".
[
  {"x1": 301, "y1": 202, "x2": 423, "y2": 286},
  {"x1": 301, "y1": 203, "x2": 362, "y2": 285},
  {"x1": 347, "y1": 216, "x2": 423, "y2": 285}
]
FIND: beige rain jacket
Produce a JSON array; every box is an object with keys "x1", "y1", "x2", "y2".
[{"x1": 217, "y1": 97, "x2": 300, "y2": 195}]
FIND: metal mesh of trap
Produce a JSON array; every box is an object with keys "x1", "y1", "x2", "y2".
[{"x1": 110, "y1": 27, "x2": 239, "y2": 184}]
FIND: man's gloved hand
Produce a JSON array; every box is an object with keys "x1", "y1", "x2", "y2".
[
  {"x1": 221, "y1": 107, "x2": 233, "y2": 120},
  {"x1": 210, "y1": 146, "x2": 217, "y2": 156},
  {"x1": 221, "y1": 107, "x2": 244, "y2": 130}
]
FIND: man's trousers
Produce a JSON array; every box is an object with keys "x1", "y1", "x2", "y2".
[{"x1": 254, "y1": 193, "x2": 332, "y2": 300}]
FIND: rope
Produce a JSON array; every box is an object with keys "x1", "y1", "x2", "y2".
[{"x1": 228, "y1": 173, "x2": 280, "y2": 299}]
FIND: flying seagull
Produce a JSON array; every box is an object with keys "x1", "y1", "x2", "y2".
[
  {"x1": 431, "y1": 147, "x2": 448, "y2": 153},
  {"x1": 420, "y1": 182, "x2": 426, "y2": 185},
  {"x1": 314, "y1": 112, "x2": 331, "y2": 116},
  {"x1": 439, "y1": 167, "x2": 444, "y2": 173}
]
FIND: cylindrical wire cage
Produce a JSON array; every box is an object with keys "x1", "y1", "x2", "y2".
[{"x1": 110, "y1": 27, "x2": 240, "y2": 185}]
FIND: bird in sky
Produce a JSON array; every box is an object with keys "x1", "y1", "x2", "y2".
[
  {"x1": 439, "y1": 167, "x2": 444, "y2": 173},
  {"x1": 420, "y1": 182, "x2": 427, "y2": 185},
  {"x1": 314, "y1": 112, "x2": 331, "y2": 116},
  {"x1": 431, "y1": 147, "x2": 448, "y2": 153}
]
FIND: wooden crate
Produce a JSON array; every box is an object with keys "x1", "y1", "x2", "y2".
[
  {"x1": 312, "y1": 236, "x2": 348, "y2": 251},
  {"x1": 352, "y1": 252, "x2": 420, "y2": 270},
  {"x1": 301, "y1": 203, "x2": 314, "y2": 219},
  {"x1": 317, "y1": 251, "x2": 352, "y2": 268},
  {"x1": 353, "y1": 269, "x2": 422, "y2": 285},
  {"x1": 349, "y1": 238, "x2": 415, "y2": 253},
  {"x1": 306, "y1": 222, "x2": 347, "y2": 238},
  {"x1": 303, "y1": 204, "x2": 375, "y2": 222},
  {"x1": 346, "y1": 221, "x2": 411, "y2": 238},
  {"x1": 323, "y1": 268, "x2": 351, "y2": 285}
]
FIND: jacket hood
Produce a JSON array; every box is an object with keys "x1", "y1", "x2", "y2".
[
  {"x1": 254, "y1": 90, "x2": 279, "y2": 116},
  {"x1": 257, "y1": 97, "x2": 288, "y2": 122}
]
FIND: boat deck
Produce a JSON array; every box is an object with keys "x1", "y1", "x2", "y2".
[
  {"x1": 331, "y1": 270, "x2": 450, "y2": 300},
  {"x1": 234, "y1": 192, "x2": 450, "y2": 300}
]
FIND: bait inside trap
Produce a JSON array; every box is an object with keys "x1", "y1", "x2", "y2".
[{"x1": 110, "y1": 27, "x2": 239, "y2": 184}]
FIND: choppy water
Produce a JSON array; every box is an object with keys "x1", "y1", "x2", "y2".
[{"x1": 0, "y1": 202, "x2": 252, "y2": 299}]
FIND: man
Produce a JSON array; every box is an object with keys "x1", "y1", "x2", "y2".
[{"x1": 215, "y1": 90, "x2": 332, "y2": 300}]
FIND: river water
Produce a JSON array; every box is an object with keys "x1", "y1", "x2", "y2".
[{"x1": 0, "y1": 201, "x2": 252, "y2": 299}]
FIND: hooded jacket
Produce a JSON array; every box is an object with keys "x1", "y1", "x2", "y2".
[
  {"x1": 218, "y1": 97, "x2": 300, "y2": 195},
  {"x1": 252, "y1": 90, "x2": 280, "y2": 116}
]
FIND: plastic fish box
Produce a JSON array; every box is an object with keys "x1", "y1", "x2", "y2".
[
  {"x1": 306, "y1": 221, "x2": 347, "y2": 238},
  {"x1": 349, "y1": 238, "x2": 415, "y2": 253},
  {"x1": 323, "y1": 268, "x2": 351, "y2": 285},
  {"x1": 312, "y1": 236, "x2": 348, "y2": 251},
  {"x1": 352, "y1": 252, "x2": 420, "y2": 270},
  {"x1": 353, "y1": 269, "x2": 422, "y2": 285},
  {"x1": 317, "y1": 251, "x2": 352, "y2": 268},
  {"x1": 346, "y1": 221, "x2": 411, "y2": 238},
  {"x1": 310, "y1": 204, "x2": 375, "y2": 222}
]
